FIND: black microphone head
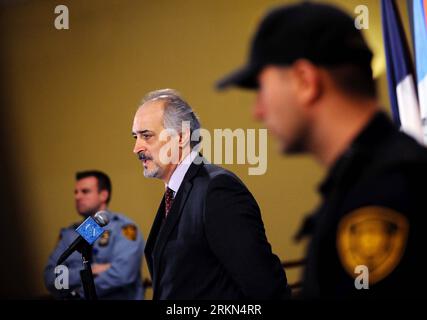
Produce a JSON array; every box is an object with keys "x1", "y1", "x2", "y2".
[{"x1": 94, "y1": 210, "x2": 110, "y2": 227}]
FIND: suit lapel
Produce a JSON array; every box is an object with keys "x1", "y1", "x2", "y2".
[
  {"x1": 144, "y1": 196, "x2": 166, "y2": 279},
  {"x1": 150, "y1": 160, "x2": 204, "y2": 292}
]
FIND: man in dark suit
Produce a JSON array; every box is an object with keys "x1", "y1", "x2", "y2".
[{"x1": 131, "y1": 88, "x2": 289, "y2": 299}]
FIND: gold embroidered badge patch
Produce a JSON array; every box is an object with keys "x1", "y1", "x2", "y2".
[
  {"x1": 336, "y1": 206, "x2": 409, "y2": 285},
  {"x1": 122, "y1": 224, "x2": 137, "y2": 241},
  {"x1": 98, "y1": 230, "x2": 111, "y2": 247}
]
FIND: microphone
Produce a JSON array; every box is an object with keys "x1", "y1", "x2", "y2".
[{"x1": 56, "y1": 211, "x2": 110, "y2": 266}]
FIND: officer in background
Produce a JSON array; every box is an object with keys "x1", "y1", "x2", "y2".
[
  {"x1": 44, "y1": 170, "x2": 145, "y2": 300},
  {"x1": 217, "y1": 2, "x2": 427, "y2": 298}
]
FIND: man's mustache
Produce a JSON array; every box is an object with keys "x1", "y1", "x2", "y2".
[{"x1": 138, "y1": 152, "x2": 153, "y2": 161}]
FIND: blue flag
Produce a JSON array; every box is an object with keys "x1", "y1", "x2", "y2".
[
  {"x1": 413, "y1": 0, "x2": 427, "y2": 143},
  {"x1": 381, "y1": 0, "x2": 423, "y2": 143}
]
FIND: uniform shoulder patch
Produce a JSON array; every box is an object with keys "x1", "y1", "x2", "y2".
[
  {"x1": 336, "y1": 206, "x2": 409, "y2": 285},
  {"x1": 121, "y1": 224, "x2": 137, "y2": 241},
  {"x1": 98, "y1": 230, "x2": 111, "y2": 247}
]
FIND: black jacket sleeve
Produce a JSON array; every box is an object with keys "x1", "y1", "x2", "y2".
[{"x1": 204, "y1": 173, "x2": 290, "y2": 299}]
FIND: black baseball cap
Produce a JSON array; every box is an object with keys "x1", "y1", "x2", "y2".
[{"x1": 216, "y1": 2, "x2": 373, "y2": 90}]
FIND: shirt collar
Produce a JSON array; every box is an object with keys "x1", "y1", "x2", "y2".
[
  {"x1": 166, "y1": 150, "x2": 199, "y2": 194},
  {"x1": 318, "y1": 111, "x2": 394, "y2": 197}
]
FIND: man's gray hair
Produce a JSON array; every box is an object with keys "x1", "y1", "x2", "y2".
[{"x1": 140, "y1": 89, "x2": 201, "y2": 149}]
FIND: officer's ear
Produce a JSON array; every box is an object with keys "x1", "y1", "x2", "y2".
[
  {"x1": 290, "y1": 59, "x2": 323, "y2": 107},
  {"x1": 99, "y1": 189, "x2": 109, "y2": 204}
]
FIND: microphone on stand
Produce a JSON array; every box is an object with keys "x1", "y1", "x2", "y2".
[{"x1": 56, "y1": 210, "x2": 109, "y2": 266}]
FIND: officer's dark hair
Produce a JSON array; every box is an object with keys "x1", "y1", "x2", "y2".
[
  {"x1": 75, "y1": 170, "x2": 112, "y2": 204},
  {"x1": 326, "y1": 63, "x2": 377, "y2": 99}
]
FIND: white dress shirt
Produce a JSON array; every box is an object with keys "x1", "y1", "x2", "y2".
[{"x1": 166, "y1": 150, "x2": 198, "y2": 195}]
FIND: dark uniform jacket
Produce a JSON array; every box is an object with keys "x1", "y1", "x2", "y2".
[{"x1": 299, "y1": 112, "x2": 427, "y2": 298}]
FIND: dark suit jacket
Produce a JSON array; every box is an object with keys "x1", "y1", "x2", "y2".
[{"x1": 145, "y1": 158, "x2": 290, "y2": 299}]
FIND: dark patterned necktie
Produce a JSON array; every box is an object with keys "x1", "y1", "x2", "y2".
[{"x1": 164, "y1": 187, "x2": 175, "y2": 218}]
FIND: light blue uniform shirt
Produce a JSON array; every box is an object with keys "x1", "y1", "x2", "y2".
[{"x1": 44, "y1": 211, "x2": 145, "y2": 300}]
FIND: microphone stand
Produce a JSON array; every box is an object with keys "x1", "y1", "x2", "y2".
[
  {"x1": 56, "y1": 212, "x2": 110, "y2": 300},
  {"x1": 78, "y1": 242, "x2": 98, "y2": 300}
]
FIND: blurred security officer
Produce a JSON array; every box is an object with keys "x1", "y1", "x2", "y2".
[
  {"x1": 44, "y1": 170, "x2": 145, "y2": 300},
  {"x1": 217, "y1": 2, "x2": 427, "y2": 298}
]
